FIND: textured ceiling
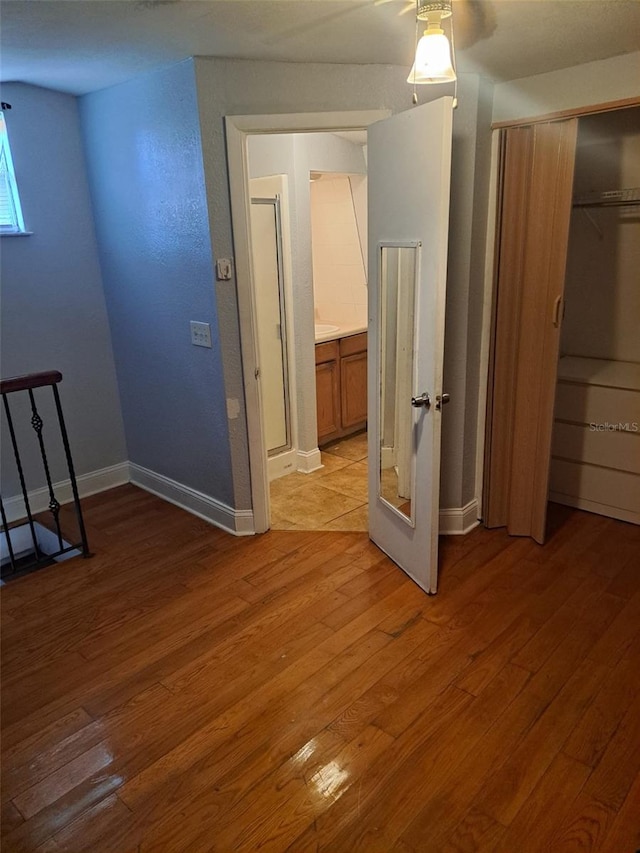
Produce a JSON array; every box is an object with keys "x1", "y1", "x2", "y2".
[{"x1": 1, "y1": 0, "x2": 639, "y2": 96}]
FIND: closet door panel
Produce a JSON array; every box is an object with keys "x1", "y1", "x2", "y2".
[
  {"x1": 485, "y1": 118, "x2": 578, "y2": 543},
  {"x1": 485, "y1": 127, "x2": 533, "y2": 528},
  {"x1": 509, "y1": 119, "x2": 578, "y2": 541}
]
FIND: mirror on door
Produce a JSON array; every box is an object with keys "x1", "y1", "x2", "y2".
[{"x1": 378, "y1": 243, "x2": 419, "y2": 526}]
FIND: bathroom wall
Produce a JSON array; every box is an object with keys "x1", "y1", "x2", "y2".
[
  {"x1": 310, "y1": 175, "x2": 367, "y2": 329},
  {"x1": 561, "y1": 108, "x2": 640, "y2": 363},
  {"x1": 349, "y1": 174, "x2": 368, "y2": 277}
]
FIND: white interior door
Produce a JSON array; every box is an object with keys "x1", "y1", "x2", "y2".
[{"x1": 367, "y1": 97, "x2": 454, "y2": 594}]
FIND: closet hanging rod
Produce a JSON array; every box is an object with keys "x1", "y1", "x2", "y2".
[{"x1": 573, "y1": 187, "x2": 640, "y2": 208}]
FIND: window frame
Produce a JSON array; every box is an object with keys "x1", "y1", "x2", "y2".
[{"x1": 0, "y1": 110, "x2": 27, "y2": 235}]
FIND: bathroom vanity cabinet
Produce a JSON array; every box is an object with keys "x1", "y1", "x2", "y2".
[{"x1": 315, "y1": 332, "x2": 367, "y2": 446}]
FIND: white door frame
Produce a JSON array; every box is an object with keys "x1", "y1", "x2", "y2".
[{"x1": 226, "y1": 110, "x2": 390, "y2": 533}]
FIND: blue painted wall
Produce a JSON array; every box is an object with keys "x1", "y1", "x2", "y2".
[
  {"x1": 79, "y1": 59, "x2": 233, "y2": 504},
  {"x1": 0, "y1": 82, "x2": 127, "y2": 494}
]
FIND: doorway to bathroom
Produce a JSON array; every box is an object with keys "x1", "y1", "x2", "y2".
[{"x1": 246, "y1": 130, "x2": 371, "y2": 532}]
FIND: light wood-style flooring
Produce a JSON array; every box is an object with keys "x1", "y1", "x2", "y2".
[{"x1": 2, "y1": 487, "x2": 640, "y2": 852}]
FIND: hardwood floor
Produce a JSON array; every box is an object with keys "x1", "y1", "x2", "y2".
[{"x1": 2, "y1": 486, "x2": 639, "y2": 852}]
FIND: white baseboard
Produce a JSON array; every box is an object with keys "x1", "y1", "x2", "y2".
[
  {"x1": 439, "y1": 499, "x2": 480, "y2": 535},
  {"x1": 129, "y1": 463, "x2": 254, "y2": 536},
  {"x1": 3, "y1": 461, "x2": 479, "y2": 539},
  {"x1": 268, "y1": 449, "x2": 298, "y2": 482},
  {"x1": 380, "y1": 446, "x2": 396, "y2": 469},
  {"x1": 2, "y1": 462, "x2": 130, "y2": 524},
  {"x1": 297, "y1": 448, "x2": 323, "y2": 474}
]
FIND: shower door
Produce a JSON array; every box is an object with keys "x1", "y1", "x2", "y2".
[
  {"x1": 249, "y1": 195, "x2": 291, "y2": 456},
  {"x1": 368, "y1": 97, "x2": 454, "y2": 594}
]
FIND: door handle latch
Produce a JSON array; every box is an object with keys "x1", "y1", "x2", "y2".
[
  {"x1": 436, "y1": 393, "x2": 450, "y2": 410},
  {"x1": 411, "y1": 392, "x2": 431, "y2": 409}
]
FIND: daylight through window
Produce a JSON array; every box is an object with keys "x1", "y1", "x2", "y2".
[{"x1": 0, "y1": 111, "x2": 26, "y2": 233}]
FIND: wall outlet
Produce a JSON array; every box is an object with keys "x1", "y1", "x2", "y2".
[{"x1": 190, "y1": 321, "x2": 212, "y2": 348}]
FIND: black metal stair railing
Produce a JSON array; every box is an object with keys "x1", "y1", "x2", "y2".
[{"x1": 0, "y1": 371, "x2": 90, "y2": 577}]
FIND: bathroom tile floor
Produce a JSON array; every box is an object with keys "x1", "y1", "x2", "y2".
[{"x1": 269, "y1": 432, "x2": 369, "y2": 531}]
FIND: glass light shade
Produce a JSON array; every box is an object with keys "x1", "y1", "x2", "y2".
[{"x1": 407, "y1": 30, "x2": 456, "y2": 84}]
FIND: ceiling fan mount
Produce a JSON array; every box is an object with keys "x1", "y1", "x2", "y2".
[{"x1": 416, "y1": 1, "x2": 453, "y2": 22}]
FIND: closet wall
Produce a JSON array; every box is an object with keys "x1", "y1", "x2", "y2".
[{"x1": 549, "y1": 107, "x2": 640, "y2": 524}]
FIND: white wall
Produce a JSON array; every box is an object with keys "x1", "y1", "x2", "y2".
[
  {"x1": 310, "y1": 176, "x2": 367, "y2": 327},
  {"x1": 195, "y1": 58, "x2": 492, "y2": 512},
  {"x1": 493, "y1": 52, "x2": 640, "y2": 123},
  {"x1": 562, "y1": 108, "x2": 640, "y2": 363}
]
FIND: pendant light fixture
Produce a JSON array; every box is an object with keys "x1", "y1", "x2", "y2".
[{"x1": 407, "y1": 0, "x2": 457, "y2": 85}]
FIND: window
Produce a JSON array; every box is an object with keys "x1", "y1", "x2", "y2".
[{"x1": 0, "y1": 111, "x2": 26, "y2": 234}]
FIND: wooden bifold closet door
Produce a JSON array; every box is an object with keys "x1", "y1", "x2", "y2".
[{"x1": 484, "y1": 118, "x2": 578, "y2": 544}]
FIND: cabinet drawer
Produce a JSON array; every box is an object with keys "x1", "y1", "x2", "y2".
[
  {"x1": 315, "y1": 340, "x2": 339, "y2": 365},
  {"x1": 555, "y1": 381, "x2": 640, "y2": 426},
  {"x1": 339, "y1": 332, "x2": 367, "y2": 358}
]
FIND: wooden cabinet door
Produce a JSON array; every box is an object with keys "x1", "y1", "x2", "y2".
[
  {"x1": 316, "y1": 360, "x2": 341, "y2": 442},
  {"x1": 340, "y1": 351, "x2": 367, "y2": 429}
]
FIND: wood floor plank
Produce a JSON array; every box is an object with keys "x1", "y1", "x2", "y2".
[
  {"x1": 578, "y1": 691, "x2": 640, "y2": 814},
  {"x1": 564, "y1": 633, "x2": 640, "y2": 767},
  {"x1": 51, "y1": 794, "x2": 133, "y2": 853},
  {"x1": 290, "y1": 684, "x2": 476, "y2": 853},
  {"x1": 2, "y1": 486, "x2": 639, "y2": 853},
  {"x1": 472, "y1": 657, "x2": 607, "y2": 825},
  {"x1": 1, "y1": 707, "x2": 93, "y2": 767},
  {"x1": 599, "y1": 771, "x2": 640, "y2": 853},
  {"x1": 2, "y1": 683, "x2": 170, "y2": 806},
  {"x1": 1, "y1": 798, "x2": 25, "y2": 836},
  {"x1": 491, "y1": 752, "x2": 592, "y2": 853},
  {"x1": 397, "y1": 604, "x2": 624, "y2": 853},
  {"x1": 441, "y1": 808, "x2": 506, "y2": 853},
  {"x1": 545, "y1": 792, "x2": 615, "y2": 852},
  {"x1": 320, "y1": 660, "x2": 530, "y2": 851}
]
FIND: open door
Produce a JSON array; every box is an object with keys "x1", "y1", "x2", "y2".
[{"x1": 367, "y1": 97, "x2": 453, "y2": 594}]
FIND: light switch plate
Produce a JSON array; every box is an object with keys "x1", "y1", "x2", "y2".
[
  {"x1": 190, "y1": 321, "x2": 212, "y2": 348},
  {"x1": 216, "y1": 258, "x2": 233, "y2": 281}
]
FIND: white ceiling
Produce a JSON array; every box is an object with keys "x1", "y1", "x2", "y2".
[{"x1": 2, "y1": 0, "x2": 639, "y2": 96}]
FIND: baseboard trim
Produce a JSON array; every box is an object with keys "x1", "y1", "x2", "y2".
[
  {"x1": 4, "y1": 462, "x2": 480, "y2": 538},
  {"x1": 129, "y1": 463, "x2": 254, "y2": 536},
  {"x1": 268, "y1": 449, "x2": 298, "y2": 482},
  {"x1": 439, "y1": 499, "x2": 480, "y2": 535},
  {"x1": 2, "y1": 462, "x2": 130, "y2": 524},
  {"x1": 297, "y1": 448, "x2": 323, "y2": 474}
]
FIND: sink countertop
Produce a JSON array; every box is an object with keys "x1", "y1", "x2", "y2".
[{"x1": 314, "y1": 321, "x2": 368, "y2": 343}]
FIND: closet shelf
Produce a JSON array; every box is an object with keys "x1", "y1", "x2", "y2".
[{"x1": 573, "y1": 187, "x2": 640, "y2": 208}]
